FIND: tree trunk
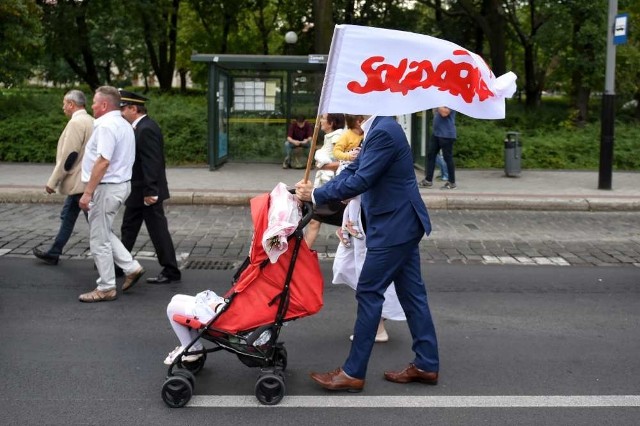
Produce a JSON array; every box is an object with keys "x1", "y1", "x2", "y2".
[
  {"x1": 483, "y1": 0, "x2": 506, "y2": 76},
  {"x1": 523, "y1": 43, "x2": 540, "y2": 108},
  {"x1": 179, "y1": 68, "x2": 187, "y2": 92},
  {"x1": 72, "y1": 13, "x2": 100, "y2": 90},
  {"x1": 143, "y1": 0, "x2": 180, "y2": 92},
  {"x1": 457, "y1": 0, "x2": 507, "y2": 76},
  {"x1": 313, "y1": 0, "x2": 333, "y2": 54}
]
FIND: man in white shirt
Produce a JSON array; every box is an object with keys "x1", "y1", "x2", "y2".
[{"x1": 78, "y1": 86, "x2": 145, "y2": 303}]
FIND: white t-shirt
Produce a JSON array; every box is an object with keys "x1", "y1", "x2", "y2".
[{"x1": 82, "y1": 110, "x2": 136, "y2": 183}]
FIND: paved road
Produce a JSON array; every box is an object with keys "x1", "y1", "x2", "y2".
[
  {"x1": 2, "y1": 203, "x2": 639, "y2": 268},
  {"x1": 1, "y1": 258, "x2": 639, "y2": 425}
]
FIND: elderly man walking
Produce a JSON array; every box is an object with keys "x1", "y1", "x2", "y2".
[
  {"x1": 33, "y1": 89, "x2": 93, "y2": 265},
  {"x1": 78, "y1": 86, "x2": 145, "y2": 303}
]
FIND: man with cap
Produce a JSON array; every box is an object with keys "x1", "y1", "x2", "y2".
[{"x1": 118, "y1": 89, "x2": 181, "y2": 285}]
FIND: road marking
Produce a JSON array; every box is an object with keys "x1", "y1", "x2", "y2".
[
  {"x1": 482, "y1": 255, "x2": 569, "y2": 266},
  {"x1": 188, "y1": 395, "x2": 640, "y2": 408}
]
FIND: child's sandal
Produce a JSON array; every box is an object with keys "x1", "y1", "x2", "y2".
[
  {"x1": 345, "y1": 221, "x2": 364, "y2": 239},
  {"x1": 335, "y1": 229, "x2": 351, "y2": 247}
]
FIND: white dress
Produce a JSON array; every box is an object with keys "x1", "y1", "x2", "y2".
[{"x1": 331, "y1": 197, "x2": 406, "y2": 321}]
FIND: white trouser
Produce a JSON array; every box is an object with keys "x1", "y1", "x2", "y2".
[
  {"x1": 167, "y1": 295, "x2": 211, "y2": 350},
  {"x1": 88, "y1": 182, "x2": 141, "y2": 291},
  {"x1": 166, "y1": 291, "x2": 226, "y2": 350}
]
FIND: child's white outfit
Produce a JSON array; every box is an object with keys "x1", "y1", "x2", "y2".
[{"x1": 164, "y1": 290, "x2": 226, "y2": 364}]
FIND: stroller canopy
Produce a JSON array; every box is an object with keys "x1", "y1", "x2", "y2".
[{"x1": 215, "y1": 193, "x2": 324, "y2": 333}]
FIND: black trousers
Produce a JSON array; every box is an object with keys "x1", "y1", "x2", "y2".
[{"x1": 120, "y1": 201, "x2": 181, "y2": 279}]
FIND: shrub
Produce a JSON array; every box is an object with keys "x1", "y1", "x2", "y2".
[{"x1": 1, "y1": 87, "x2": 638, "y2": 170}]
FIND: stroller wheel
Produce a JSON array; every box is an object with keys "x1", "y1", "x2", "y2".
[
  {"x1": 161, "y1": 375, "x2": 193, "y2": 408},
  {"x1": 255, "y1": 372, "x2": 286, "y2": 405},
  {"x1": 178, "y1": 351, "x2": 207, "y2": 375},
  {"x1": 173, "y1": 368, "x2": 196, "y2": 391},
  {"x1": 273, "y1": 346, "x2": 288, "y2": 371}
]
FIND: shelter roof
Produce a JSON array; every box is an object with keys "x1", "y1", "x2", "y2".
[{"x1": 190, "y1": 54, "x2": 327, "y2": 71}]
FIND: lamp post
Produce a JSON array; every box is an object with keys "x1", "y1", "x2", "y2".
[{"x1": 284, "y1": 31, "x2": 298, "y2": 55}]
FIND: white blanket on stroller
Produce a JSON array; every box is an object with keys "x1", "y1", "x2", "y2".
[{"x1": 262, "y1": 182, "x2": 302, "y2": 263}]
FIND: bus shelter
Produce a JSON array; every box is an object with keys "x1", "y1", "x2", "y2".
[{"x1": 191, "y1": 54, "x2": 328, "y2": 170}]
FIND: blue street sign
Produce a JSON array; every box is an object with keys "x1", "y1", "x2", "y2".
[{"x1": 613, "y1": 13, "x2": 629, "y2": 45}]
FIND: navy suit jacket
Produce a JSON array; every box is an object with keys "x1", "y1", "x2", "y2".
[
  {"x1": 126, "y1": 115, "x2": 170, "y2": 208},
  {"x1": 313, "y1": 116, "x2": 431, "y2": 248}
]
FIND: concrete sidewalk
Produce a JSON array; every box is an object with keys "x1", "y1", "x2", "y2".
[{"x1": 0, "y1": 162, "x2": 638, "y2": 211}]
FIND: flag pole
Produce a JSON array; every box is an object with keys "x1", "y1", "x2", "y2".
[
  {"x1": 302, "y1": 115, "x2": 322, "y2": 183},
  {"x1": 301, "y1": 25, "x2": 342, "y2": 183}
]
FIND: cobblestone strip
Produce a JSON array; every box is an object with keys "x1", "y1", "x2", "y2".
[{"x1": 1, "y1": 204, "x2": 639, "y2": 267}]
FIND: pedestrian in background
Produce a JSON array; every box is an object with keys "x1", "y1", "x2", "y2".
[
  {"x1": 295, "y1": 115, "x2": 439, "y2": 392},
  {"x1": 78, "y1": 86, "x2": 145, "y2": 303},
  {"x1": 420, "y1": 106, "x2": 457, "y2": 189},
  {"x1": 118, "y1": 89, "x2": 181, "y2": 284},
  {"x1": 282, "y1": 114, "x2": 313, "y2": 169},
  {"x1": 33, "y1": 90, "x2": 94, "y2": 265},
  {"x1": 304, "y1": 113, "x2": 345, "y2": 248}
]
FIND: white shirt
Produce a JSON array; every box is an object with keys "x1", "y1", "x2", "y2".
[
  {"x1": 82, "y1": 110, "x2": 136, "y2": 183},
  {"x1": 131, "y1": 114, "x2": 146, "y2": 129},
  {"x1": 360, "y1": 115, "x2": 377, "y2": 144}
]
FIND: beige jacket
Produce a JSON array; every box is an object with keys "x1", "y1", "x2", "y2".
[{"x1": 47, "y1": 110, "x2": 94, "y2": 195}]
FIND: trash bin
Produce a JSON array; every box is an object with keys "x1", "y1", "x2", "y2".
[{"x1": 504, "y1": 131, "x2": 521, "y2": 177}]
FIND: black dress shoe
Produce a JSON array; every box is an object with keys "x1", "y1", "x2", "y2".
[
  {"x1": 147, "y1": 273, "x2": 180, "y2": 284},
  {"x1": 33, "y1": 248, "x2": 59, "y2": 265}
]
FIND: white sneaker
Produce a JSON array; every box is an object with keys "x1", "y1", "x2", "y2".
[
  {"x1": 164, "y1": 346, "x2": 183, "y2": 365},
  {"x1": 163, "y1": 346, "x2": 203, "y2": 365}
]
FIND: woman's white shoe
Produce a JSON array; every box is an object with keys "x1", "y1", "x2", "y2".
[{"x1": 349, "y1": 329, "x2": 389, "y2": 343}]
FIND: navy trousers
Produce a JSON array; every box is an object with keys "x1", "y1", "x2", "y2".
[{"x1": 343, "y1": 236, "x2": 439, "y2": 379}]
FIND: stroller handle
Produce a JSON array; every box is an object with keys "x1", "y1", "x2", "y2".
[{"x1": 289, "y1": 188, "x2": 314, "y2": 230}]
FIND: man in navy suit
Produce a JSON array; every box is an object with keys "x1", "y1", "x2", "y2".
[
  {"x1": 295, "y1": 115, "x2": 439, "y2": 392},
  {"x1": 118, "y1": 90, "x2": 181, "y2": 287}
]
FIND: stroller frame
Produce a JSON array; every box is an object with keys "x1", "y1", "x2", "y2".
[{"x1": 161, "y1": 198, "x2": 315, "y2": 407}]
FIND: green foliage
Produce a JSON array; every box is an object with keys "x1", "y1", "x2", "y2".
[
  {"x1": 125, "y1": 88, "x2": 209, "y2": 165},
  {"x1": 455, "y1": 98, "x2": 640, "y2": 170},
  {"x1": 1, "y1": 88, "x2": 638, "y2": 171},
  {"x1": 229, "y1": 121, "x2": 285, "y2": 162},
  {"x1": 0, "y1": 88, "x2": 65, "y2": 161},
  {"x1": 0, "y1": 0, "x2": 43, "y2": 86}
]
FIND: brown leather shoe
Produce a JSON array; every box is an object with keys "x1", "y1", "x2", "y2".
[
  {"x1": 310, "y1": 367, "x2": 364, "y2": 392},
  {"x1": 78, "y1": 288, "x2": 117, "y2": 303},
  {"x1": 122, "y1": 267, "x2": 145, "y2": 292},
  {"x1": 383, "y1": 363, "x2": 438, "y2": 385}
]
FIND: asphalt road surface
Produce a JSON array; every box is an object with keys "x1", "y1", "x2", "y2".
[{"x1": 1, "y1": 257, "x2": 639, "y2": 425}]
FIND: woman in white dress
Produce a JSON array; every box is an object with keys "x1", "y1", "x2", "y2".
[{"x1": 332, "y1": 196, "x2": 406, "y2": 342}]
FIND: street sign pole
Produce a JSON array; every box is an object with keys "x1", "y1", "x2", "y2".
[{"x1": 598, "y1": 0, "x2": 618, "y2": 190}]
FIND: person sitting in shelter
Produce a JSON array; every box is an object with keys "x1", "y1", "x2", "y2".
[{"x1": 282, "y1": 114, "x2": 313, "y2": 169}]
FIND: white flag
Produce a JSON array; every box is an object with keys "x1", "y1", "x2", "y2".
[{"x1": 318, "y1": 25, "x2": 517, "y2": 119}]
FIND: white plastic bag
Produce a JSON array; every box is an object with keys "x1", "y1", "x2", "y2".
[{"x1": 262, "y1": 182, "x2": 302, "y2": 263}]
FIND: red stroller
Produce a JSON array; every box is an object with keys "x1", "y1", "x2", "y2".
[{"x1": 161, "y1": 193, "x2": 323, "y2": 407}]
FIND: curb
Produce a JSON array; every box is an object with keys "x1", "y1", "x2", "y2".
[{"x1": 1, "y1": 188, "x2": 639, "y2": 211}]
